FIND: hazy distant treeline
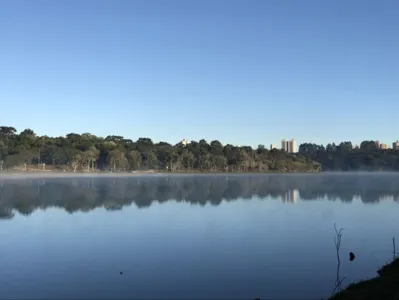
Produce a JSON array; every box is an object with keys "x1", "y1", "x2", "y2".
[
  {"x1": 1, "y1": 174, "x2": 398, "y2": 219},
  {"x1": 299, "y1": 141, "x2": 399, "y2": 171}
]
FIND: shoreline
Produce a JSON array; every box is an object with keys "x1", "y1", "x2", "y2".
[
  {"x1": 331, "y1": 258, "x2": 399, "y2": 300},
  {"x1": 0, "y1": 167, "x2": 321, "y2": 176},
  {"x1": 0, "y1": 170, "x2": 319, "y2": 179},
  {"x1": 1, "y1": 170, "x2": 399, "y2": 180}
]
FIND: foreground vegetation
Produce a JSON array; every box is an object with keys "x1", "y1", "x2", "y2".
[
  {"x1": 331, "y1": 258, "x2": 399, "y2": 300},
  {"x1": 299, "y1": 141, "x2": 399, "y2": 171},
  {"x1": 0, "y1": 126, "x2": 319, "y2": 172},
  {"x1": 327, "y1": 223, "x2": 399, "y2": 300}
]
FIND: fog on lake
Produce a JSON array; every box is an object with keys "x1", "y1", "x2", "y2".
[{"x1": 0, "y1": 173, "x2": 398, "y2": 299}]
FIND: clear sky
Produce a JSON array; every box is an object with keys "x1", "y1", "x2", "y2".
[{"x1": 1, "y1": 0, "x2": 398, "y2": 148}]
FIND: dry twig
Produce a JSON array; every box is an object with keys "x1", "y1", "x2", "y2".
[{"x1": 330, "y1": 223, "x2": 344, "y2": 298}]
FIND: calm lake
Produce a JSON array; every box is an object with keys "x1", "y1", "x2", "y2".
[{"x1": 0, "y1": 173, "x2": 398, "y2": 299}]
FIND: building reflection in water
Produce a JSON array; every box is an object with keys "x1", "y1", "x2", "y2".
[
  {"x1": 379, "y1": 195, "x2": 395, "y2": 202},
  {"x1": 281, "y1": 189, "x2": 299, "y2": 204}
]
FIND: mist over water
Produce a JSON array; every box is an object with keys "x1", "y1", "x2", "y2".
[{"x1": 0, "y1": 173, "x2": 398, "y2": 299}]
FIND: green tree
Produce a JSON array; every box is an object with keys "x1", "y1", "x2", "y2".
[
  {"x1": 107, "y1": 150, "x2": 126, "y2": 171},
  {"x1": 127, "y1": 150, "x2": 142, "y2": 170},
  {"x1": 0, "y1": 124, "x2": 325, "y2": 173}
]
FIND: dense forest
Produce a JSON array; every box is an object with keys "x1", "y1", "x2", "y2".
[
  {"x1": 298, "y1": 141, "x2": 399, "y2": 171},
  {"x1": 0, "y1": 126, "x2": 319, "y2": 172},
  {"x1": 2, "y1": 126, "x2": 397, "y2": 172},
  {"x1": 1, "y1": 174, "x2": 398, "y2": 218}
]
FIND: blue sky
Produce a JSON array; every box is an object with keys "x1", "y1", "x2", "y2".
[{"x1": 1, "y1": 0, "x2": 398, "y2": 148}]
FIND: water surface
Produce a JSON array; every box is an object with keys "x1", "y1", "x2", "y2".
[{"x1": 0, "y1": 173, "x2": 398, "y2": 299}]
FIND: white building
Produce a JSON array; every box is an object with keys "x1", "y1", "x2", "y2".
[
  {"x1": 181, "y1": 139, "x2": 189, "y2": 146},
  {"x1": 281, "y1": 138, "x2": 296, "y2": 153}
]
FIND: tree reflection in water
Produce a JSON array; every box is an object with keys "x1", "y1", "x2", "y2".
[{"x1": 1, "y1": 173, "x2": 399, "y2": 218}]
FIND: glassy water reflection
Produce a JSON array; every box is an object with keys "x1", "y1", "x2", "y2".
[{"x1": 0, "y1": 173, "x2": 398, "y2": 299}]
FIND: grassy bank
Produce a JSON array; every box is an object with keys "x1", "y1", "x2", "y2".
[{"x1": 331, "y1": 258, "x2": 399, "y2": 300}]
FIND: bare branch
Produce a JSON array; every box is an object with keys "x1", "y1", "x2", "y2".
[
  {"x1": 330, "y1": 223, "x2": 345, "y2": 299},
  {"x1": 334, "y1": 223, "x2": 344, "y2": 266},
  {"x1": 330, "y1": 277, "x2": 346, "y2": 299}
]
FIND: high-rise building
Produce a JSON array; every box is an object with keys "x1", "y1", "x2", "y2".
[
  {"x1": 270, "y1": 144, "x2": 276, "y2": 150},
  {"x1": 289, "y1": 139, "x2": 296, "y2": 153},
  {"x1": 281, "y1": 138, "x2": 296, "y2": 153},
  {"x1": 393, "y1": 141, "x2": 399, "y2": 150},
  {"x1": 281, "y1": 139, "x2": 287, "y2": 151},
  {"x1": 380, "y1": 143, "x2": 388, "y2": 150}
]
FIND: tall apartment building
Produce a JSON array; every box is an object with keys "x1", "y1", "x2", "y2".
[
  {"x1": 380, "y1": 143, "x2": 388, "y2": 150},
  {"x1": 393, "y1": 141, "x2": 399, "y2": 150},
  {"x1": 270, "y1": 144, "x2": 276, "y2": 150},
  {"x1": 281, "y1": 138, "x2": 297, "y2": 153},
  {"x1": 290, "y1": 139, "x2": 297, "y2": 153},
  {"x1": 281, "y1": 139, "x2": 287, "y2": 151}
]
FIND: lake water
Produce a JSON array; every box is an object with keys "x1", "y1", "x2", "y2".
[{"x1": 0, "y1": 173, "x2": 398, "y2": 299}]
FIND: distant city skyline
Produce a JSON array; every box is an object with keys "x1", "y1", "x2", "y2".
[{"x1": 1, "y1": 1, "x2": 398, "y2": 148}]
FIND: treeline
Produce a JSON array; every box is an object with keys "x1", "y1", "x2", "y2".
[
  {"x1": 1, "y1": 174, "x2": 399, "y2": 218},
  {"x1": 0, "y1": 126, "x2": 319, "y2": 172},
  {"x1": 299, "y1": 141, "x2": 399, "y2": 171}
]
